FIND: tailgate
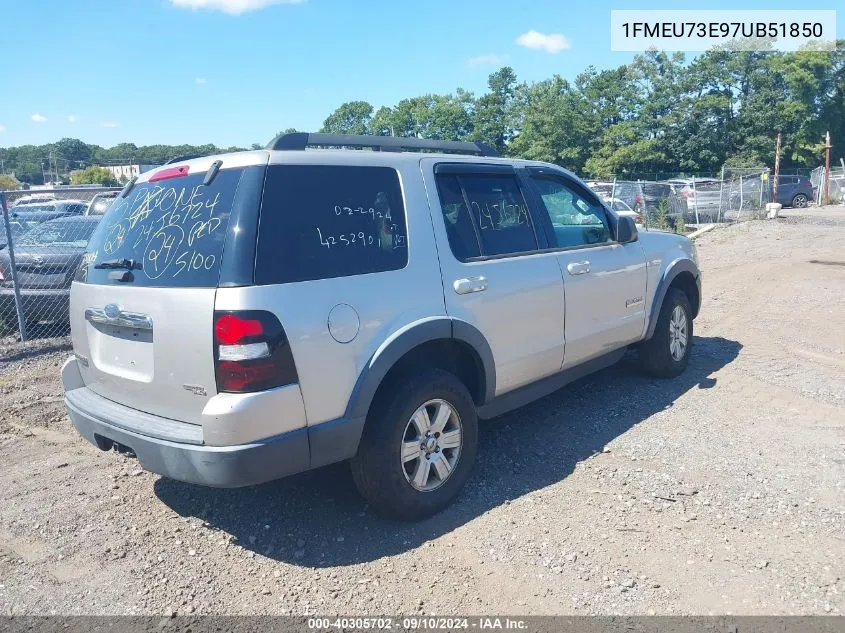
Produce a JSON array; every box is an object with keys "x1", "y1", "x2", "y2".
[
  {"x1": 67, "y1": 160, "x2": 265, "y2": 426},
  {"x1": 70, "y1": 283, "x2": 217, "y2": 425}
]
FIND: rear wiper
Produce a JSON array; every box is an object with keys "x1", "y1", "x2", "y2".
[{"x1": 94, "y1": 258, "x2": 142, "y2": 270}]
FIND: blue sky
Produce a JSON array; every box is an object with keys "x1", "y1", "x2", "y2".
[{"x1": 0, "y1": 0, "x2": 841, "y2": 148}]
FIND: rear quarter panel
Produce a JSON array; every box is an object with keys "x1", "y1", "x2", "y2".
[{"x1": 216, "y1": 155, "x2": 447, "y2": 427}]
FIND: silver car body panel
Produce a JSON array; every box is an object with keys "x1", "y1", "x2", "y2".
[{"x1": 65, "y1": 147, "x2": 699, "y2": 467}]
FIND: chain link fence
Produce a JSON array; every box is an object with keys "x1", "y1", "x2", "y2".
[
  {"x1": 587, "y1": 167, "x2": 775, "y2": 231},
  {"x1": 1, "y1": 187, "x2": 119, "y2": 340},
  {"x1": 810, "y1": 164, "x2": 845, "y2": 205}
]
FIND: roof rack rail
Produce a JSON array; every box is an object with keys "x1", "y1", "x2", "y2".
[{"x1": 265, "y1": 132, "x2": 499, "y2": 157}]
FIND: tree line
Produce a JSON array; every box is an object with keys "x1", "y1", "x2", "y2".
[{"x1": 1, "y1": 46, "x2": 843, "y2": 187}]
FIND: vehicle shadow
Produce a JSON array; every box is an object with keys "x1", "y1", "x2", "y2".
[{"x1": 154, "y1": 335, "x2": 740, "y2": 567}]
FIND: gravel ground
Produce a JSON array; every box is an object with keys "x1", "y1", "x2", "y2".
[{"x1": 0, "y1": 212, "x2": 843, "y2": 616}]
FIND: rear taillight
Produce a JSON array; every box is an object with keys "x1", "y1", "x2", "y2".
[{"x1": 213, "y1": 310, "x2": 299, "y2": 394}]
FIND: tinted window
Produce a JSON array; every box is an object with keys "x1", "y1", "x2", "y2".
[
  {"x1": 18, "y1": 220, "x2": 97, "y2": 247},
  {"x1": 532, "y1": 177, "x2": 613, "y2": 248},
  {"x1": 255, "y1": 165, "x2": 408, "y2": 284},
  {"x1": 435, "y1": 173, "x2": 536, "y2": 258},
  {"x1": 435, "y1": 174, "x2": 481, "y2": 261},
  {"x1": 462, "y1": 175, "x2": 536, "y2": 256},
  {"x1": 79, "y1": 168, "x2": 245, "y2": 287}
]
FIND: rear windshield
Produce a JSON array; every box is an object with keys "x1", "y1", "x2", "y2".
[{"x1": 79, "y1": 168, "x2": 245, "y2": 287}]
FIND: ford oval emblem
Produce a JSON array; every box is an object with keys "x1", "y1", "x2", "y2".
[{"x1": 104, "y1": 303, "x2": 122, "y2": 319}]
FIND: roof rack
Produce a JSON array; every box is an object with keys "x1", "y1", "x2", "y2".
[{"x1": 265, "y1": 132, "x2": 499, "y2": 157}]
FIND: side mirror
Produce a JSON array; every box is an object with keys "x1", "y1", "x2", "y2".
[{"x1": 616, "y1": 215, "x2": 638, "y2": 244}]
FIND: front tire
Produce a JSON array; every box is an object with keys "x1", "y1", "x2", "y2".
[
  {"x1": 351, "y1": 368, "x2": 478, "y2": 520},
  {"x1": 640, "y1": 288, "x2": 693, "y2": 378}
]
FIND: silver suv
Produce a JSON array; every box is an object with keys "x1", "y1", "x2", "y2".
[{"x1": 62, "y1": 133, "x2": 701, "y2": 519}]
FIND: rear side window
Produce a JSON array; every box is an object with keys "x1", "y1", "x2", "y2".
[
  {"x1": 255, "y1": 165, "x2": 408, "y2": 284},
  {"x1": 435, "y1": 174, "x2": 481, "y2": 261},
  {"x1": 79, "y1": 168, "x2": 245, "y2": 287},
  {"x1": 434, "y1": 172, "x2": 536, "y2": 259}
]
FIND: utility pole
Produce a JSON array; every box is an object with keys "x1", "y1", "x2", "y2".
[
  {"x1": 773, "y1": 133, "x2": 782, "y2": 203},
  {"x1": 824, "y1": 130, "x2": 831, "y2": 206}
]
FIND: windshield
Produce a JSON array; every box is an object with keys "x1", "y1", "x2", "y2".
[
  {"x1": 9, "y1": 219, "x2": 42, "y2": 235},
  {"x1": 17, "y1": 220, "x2": 97, "y2": 248},
  {"x1": 13, "y1": 204, "x2": 55, "y2": 213}
]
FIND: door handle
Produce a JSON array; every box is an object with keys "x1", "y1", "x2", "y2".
[
  {"x1": 566, "y1": 261, "x2": 591, "y2": 276},
  {"x1": 453, "y1": 276, "x2": 488, "y2": 295}
]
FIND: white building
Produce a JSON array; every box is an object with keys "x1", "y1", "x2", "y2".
[{"x1": 104, "y1": 164, "x2": 159, "y2": 180}]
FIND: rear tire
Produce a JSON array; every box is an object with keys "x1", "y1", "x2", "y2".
[
  {"x1": 640, "y1": 288, "x2": 693, "y2": 378},
  {"x1": 351, "y1": 368, "x2": 478, "y2": 520}
]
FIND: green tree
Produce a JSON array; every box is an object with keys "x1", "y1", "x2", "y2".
[
  {"x1": 385, "y1": 93, "x2": 474, "y2": 140},
  {"x1": 53, "y1": 138, "x2": 92, "y2": 167},
  {"x1": 0, "y1": 174, "x2": 21, "y2": 191},
  {"x1": 70, "y1": 166, "x2": 118, "y2": 187},
  {"x1": 320, "y1": 101, "x2": 374, "y2": 135},
  {"x1": 507, "y1": 75, "x2": 595, "y2": 173},
  {"x1": 471, "y1": 67, "x2": 518, "y2": 153}
]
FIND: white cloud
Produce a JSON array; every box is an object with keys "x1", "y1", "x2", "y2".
[
  {"x1": 100, "y1": 121, "x2": 119, "y2": 128},
  {"x1": 467, "y1": 53, "x2": 508, "y2": 67},
  {"x1": 31, "y1": 113, "x2": 48, "y2": 123},
  {"x1": 516, "y1": 30, "x2": 571, "y2": 54},
  {"x1": 195, "y1": 77, "x2": 207, "y2": 85},
  {"x1": 68, "y1": 114, "x2": 77, "y2": 123},
  {"x1": 0, "y1": 124, "x2": 5, "y2": 133},
  {"x1": 169, "y1": 0, "x2": 304, "y2": 15}
]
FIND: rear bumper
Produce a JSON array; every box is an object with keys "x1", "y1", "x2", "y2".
[
  {"x1": 66, "y1": 391, "x2": 310, "y2": 487},
  {"x1": 62, "y1": 357, "x2": 365, "y2": 488}
]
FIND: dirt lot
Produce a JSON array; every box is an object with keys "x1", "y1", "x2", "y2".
[{"x1": 0, "y1": 211, "x2": 843, "y2": 616}]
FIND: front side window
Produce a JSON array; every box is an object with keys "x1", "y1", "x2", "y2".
[
  {"x1": 435, "y1": 172, "x2": 537, "y2": 259},
  {"x1": 532, "y1": 177, "x2": 613, "y2": 248},
  {"x1": 255, "y1": 165, "x2": 408, "y2": 284}
]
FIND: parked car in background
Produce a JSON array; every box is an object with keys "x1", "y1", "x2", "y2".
[
  {"x1": 670, "y1": 178, "x2": 722, "y2": 222},
  {"x1": 14, "y1": 199, "x2": 89, "y2": 216},
  {"x1": 588, "y1": 181, "x2": 686, "y2": 224},
  {"x1": 0, "y1": 211, "x2": 75, "y2": 250},
  {"x1": 602, "y1": 197, "x2": 642, "y2": 224},
  {"x1": 85, "y1": 191, "x2": 120, "y2": 216},
  {"x1": 9, "y1": 194, "x2": 58, "y2": 208},
  {"x1": 771, "y1": 175, "x2": 813, "y2": 208},
  {"x1": 0, "y1": 216, "x2": 101, "y2": 325}
]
